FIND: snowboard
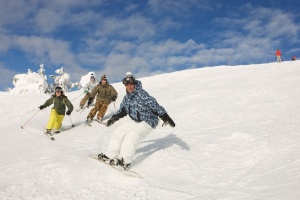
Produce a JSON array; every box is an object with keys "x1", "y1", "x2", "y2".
[{"x1": 89, "y1": 154, "x2": 140, "y2": 178}]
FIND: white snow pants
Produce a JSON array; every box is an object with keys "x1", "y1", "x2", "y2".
[{"x1": 105, "y1": 120, "x2": 153, "y2": 164}]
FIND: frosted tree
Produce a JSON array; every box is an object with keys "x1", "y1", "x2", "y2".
[
  {"x1": 48, "y1": 66, "x2": 73, "y2": 93},
  {"x1": 9, "y1": 64, "x2": 76, "y2": 94},
  {"x1": 9, "y1": 65, "x2": 48, "y2": 94},
  {"x1": 37, "y1": 64, "x2": 46, "y2": 77}
]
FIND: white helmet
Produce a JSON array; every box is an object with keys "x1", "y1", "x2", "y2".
[
  {"x1": 126, "y1": 72, "x2": 135, "y2": 79},
  {"x1": 126, "y1": 72, "x2": 132, "y2": 76}
]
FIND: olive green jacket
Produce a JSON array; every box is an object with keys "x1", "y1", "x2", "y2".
[
  {"x1": 42, "y1": 95, "x2": 74, "y2": 115},
  {"x1": 89, "y1": 82, "x2": 118, "y2": 104}
]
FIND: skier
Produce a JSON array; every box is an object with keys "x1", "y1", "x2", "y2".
[
  {"x1": 79, "y1": 74, "x2": 98, "y2": 109},
  {"x1": 38, "y1": 86, "x2": 74, "y2": 134},
  {"x1": 292, "y1": 55, "x2": 296, "y2": 61},
  {"x1": 86, "y1": 74, "x2": 118, "y2": 123},
  {"x1": 274, "y1": 49, "x2": 282, "y2": 63},
  {"x1": 98, "y1": 74, "x2": 175, "y2": 170}
]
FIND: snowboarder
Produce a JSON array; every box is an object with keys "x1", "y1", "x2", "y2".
[
  {"x1": 79, "y1": 74, "x2": 98, "y2": 109},
  {"x1": 38, "y1": 86, "x2": 74, "y2": 134},
  {"x1": 98, "y1": 74, "x2": 175, "y2": 170},
  {"x1": 86, "y1": 75, "x2": 118, "y2": 123},
  {"x1": 125, "y1": 71, "x2": 142, "y2": 89},
  {"x1": 274, "y1": 49, "x2": 282, "y2": 63}
]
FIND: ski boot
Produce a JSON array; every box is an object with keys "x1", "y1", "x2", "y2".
[
  {"x1": 52, "y1": 129, "x2": 60, "y2": 134},
  {"x1": 95, "y1": 117, "x2": 103, "y2": 123},
  {"x1": 46, "y1": 129, "x2": 52, "y2": 134},
  {"x1": 118, "y1": 158, "x2": 131, "y2": 170},
  {"x1": 86, "y1": 118, "x2": 92, "y2": 125},
  {"x1": 98, "y1": 153, "x2": 110, "y2": 162}
]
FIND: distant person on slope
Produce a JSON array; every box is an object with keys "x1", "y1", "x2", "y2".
[
  {"x1": 86, "y1": 74, "x2": 118, "y2": 123},
  {"x1": 274, "y1": 49, "x2": 282, "y2": 63},
  {"x1": 292, "y1": 55, "x2": 296, "y2": 61},
  {"x1": 38, "y1": 86, "x2": 74, "y2": 134},
  {"x1": 97, "y1": 74, "x2": 175, "y2": 170},
  {"x1": 79, "y1": 74, "x2": 98, "y2": 109}
]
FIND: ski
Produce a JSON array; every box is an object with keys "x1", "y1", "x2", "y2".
[
  {"x1": 89, "y1": 154, "x2": 140, "y2": 178},
  {"x1": 44, "y1": 131, "x2": 55, "y2": 140},
  {"x1": 93, "y1": 119, "x2": 106, "y2": 126},
  {"x1": 85, "y1": 120, "x2": 92, "y2": 126},
  {"x1": 76, "y1": 105, "x2": 88, "y2": 113},
  {"x1": 84, "y1": 119, "x2": 106, "y2": 126}
]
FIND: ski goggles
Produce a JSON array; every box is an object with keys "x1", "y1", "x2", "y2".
[
  {"x1": 122, "y1": 77, "x2": 135, "y2": 85},
  {"x1": 55, "y1": 88, "x2": 63, "y2": 92},
  {"x1": 101, "y1": 75, "x2": 107, "y2": 80}
]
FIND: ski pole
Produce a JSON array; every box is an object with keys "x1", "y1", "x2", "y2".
[
  {"x1": 68, "y1": 115, "x2": 75, "y2": 127},
  {"x1": 20, "y1": 109, "x2": 40, "y2": 129},
  {"x1": 70, "y1": 93, "x2": 85, "y2": 101},
  {"x1": 80, "y1": 105, "x2": 87, "y2": 114}
]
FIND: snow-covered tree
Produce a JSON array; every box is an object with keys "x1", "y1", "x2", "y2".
[
  {"x1": 47, "y1": 66, "x2": 73, "y2": 93},
  {"x1": 9, "y1": 65, "x2": 48, "y2": 94},
  {"x1": 9, "y1": 64, "x2": 78, "y2": 94},
  {"x1": 37, "y1": 64, "x2": 46, "y2": 77}
]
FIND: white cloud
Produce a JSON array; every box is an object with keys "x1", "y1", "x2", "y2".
[
  {"x1": 0, "y1": 63, "x2": 17, "y2": 90},
  {"x1": 11, "y1": 36, "x2": 73, "y2": 62},
  {"x1": 243, "y1": 6, "x2": 299, "y2": 41},
  {"x1": 147, "y1": 0, "x2": 214, "y2": 16},
  {"x1": 94, "y1": 14, "x2": 156, "y2": 41},
  {"x1": 34, "y1": 9, "x2": 66, "y2": 33},
  {"x1": 0, "y1": 0, "x2": 36, "y2": 26},
  {"x1": 211, "y1": 4, "x2": 299, "y2": 65},
  {"x1": 9, "y1": 35, "x2": 90, "y2": 81},
  {"x1": 134, "y1": 39, "x2": 202, "y2": 59},
  {"x1": 124, "y1": 3, "x2": 139, "y2": 12},
  {"x1": 0, "y1": 34, "x2": 11, "y2": 51}
]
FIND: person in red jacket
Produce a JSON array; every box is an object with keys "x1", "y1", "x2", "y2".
[{"x1": 275, "y1": 49, "x2": 282, "y2": 63}]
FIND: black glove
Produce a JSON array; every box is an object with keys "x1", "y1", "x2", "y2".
[
  {"x1": 87, "y1": 97, "x2": 93, "y2": 106},
  {"x1": 159, "y1": 113, "x2": 175, "y2": 127},
  {"x1": 106, "y1": 119, "x2": 115, "y2": 127},
  {"x1": 39, "y1": 105, "x2": 45, "y2": 110},
  {"x1": 111, "y1": 95, "x2": 117, "y2": 101},
  {"x1": 105, "y1": 115, "x2": 119, "y2": 127},
  {"x1": 66, "y1": 111, "x2": 72, "y2": 115}
]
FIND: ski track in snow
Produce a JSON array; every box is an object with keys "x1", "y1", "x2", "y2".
[{"x1": 1, "y1": 62, "x2": 300, "y2": 200}]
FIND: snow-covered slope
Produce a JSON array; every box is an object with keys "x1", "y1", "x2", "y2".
[{"x1": 0, "y1": 61, "x2": 300, "y2": 200}]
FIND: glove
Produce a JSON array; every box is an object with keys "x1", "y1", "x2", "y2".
[
  {"x1": 111, "y1": 95, "x2": 117, "y2": 101},
  {"x1": 39, "y1": 105, "x2": 45, "y2": 110},
  {"x1": 159, "y1": 113, "x2": 175, "y2": 127},
  {"x1": 105, "y1": 115, "x2": 119, "y2": 127},
  {"x1": 66, "y1": 111, "x2": 72, "y2": 115},
  {"x1": 87, "y1": 97, "x2": 93, "y2": 106},
  {"x1": 106, "y1": 119, "x2": 115, "y2": 127}
]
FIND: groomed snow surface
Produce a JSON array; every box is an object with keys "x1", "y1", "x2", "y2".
[{"x1": 0, "y1": 61, "x2": 299, "y2": 200}]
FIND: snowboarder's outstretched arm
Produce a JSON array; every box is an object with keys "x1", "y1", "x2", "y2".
[{"x1": 106, "y1": 107, "x2": 127, "y2": 127}]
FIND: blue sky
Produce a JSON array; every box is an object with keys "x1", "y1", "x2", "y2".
[{"x1": 0, "y1": 0, "x2": 299, "y2": 91}]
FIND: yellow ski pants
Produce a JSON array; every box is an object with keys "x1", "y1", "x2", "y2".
[{"x1": 46, "y1": 109, "x2": 64, "y2": 130}]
